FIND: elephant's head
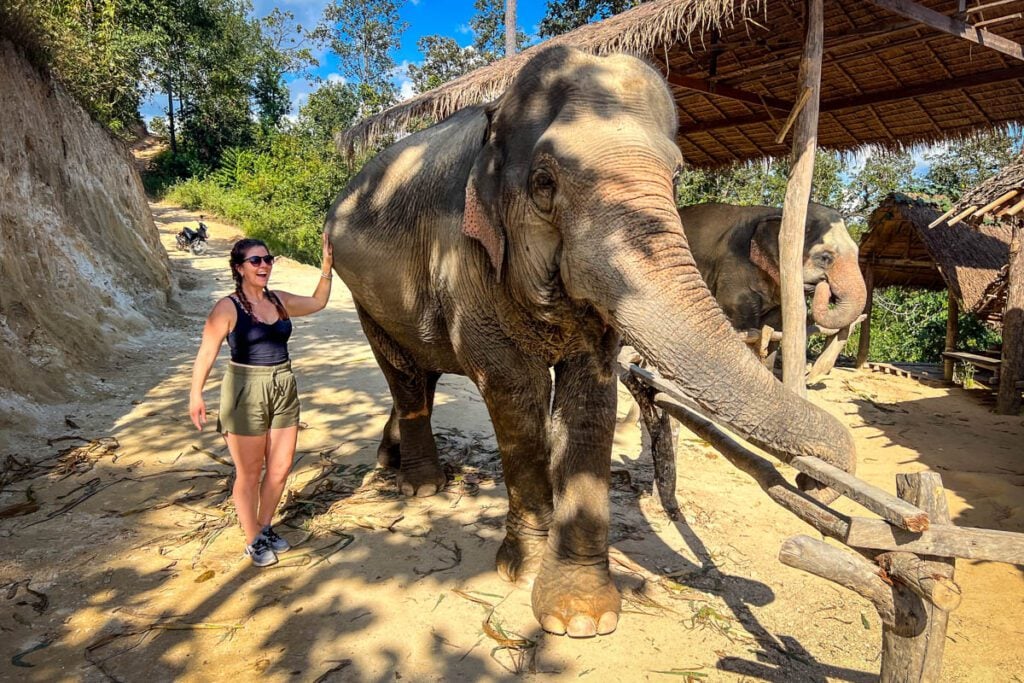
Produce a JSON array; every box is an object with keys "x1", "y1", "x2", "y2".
[
  {"x1": 750, "y1": 204, "x2": 867, "y2": 330},
  {"x1": 462, "y1": 46, "x2": 854, "y2": 500}
]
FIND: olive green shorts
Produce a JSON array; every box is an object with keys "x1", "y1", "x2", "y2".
[{"x1": 217, "y1": 361, "x2": 300, "y2": 436}]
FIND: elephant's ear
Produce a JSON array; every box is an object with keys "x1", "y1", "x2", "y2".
[
  {"x1": 750, "y1": 215, "x2": 782, "y2": 286},
  {"x1": 462, "y1": 100, "x2": 506, "y2": 281}
]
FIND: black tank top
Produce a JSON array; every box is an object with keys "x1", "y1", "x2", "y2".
[{"x1": 227, "y1": 295, "x2": 292, "y2": 366}]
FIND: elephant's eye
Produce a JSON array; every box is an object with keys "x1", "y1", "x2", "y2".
[
  {"x1": 815, "y1": 251, "x2": 835, "y2": 268},
  {"x1": 530, "y1": 168, "x2": 556, "y2": 214}
]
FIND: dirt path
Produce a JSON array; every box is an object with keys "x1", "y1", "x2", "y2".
[{"x1": 2, "y1": 202, "x2": 1023, "y2": 681}]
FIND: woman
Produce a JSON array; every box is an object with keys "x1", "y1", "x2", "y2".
[{"x1": 189, "y1": 233, "x2": 333, "y2": 567}]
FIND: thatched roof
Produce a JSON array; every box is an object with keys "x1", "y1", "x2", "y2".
[
  {"x1": 343, "y1": 0, "x2": 1024, "y2": 166},
  {"x1": 948, "y1": 151, "x2": 1024, "y2": 224},
  {"x1": 860, "y1": 194, "x2": 1012, "y2": 321}
]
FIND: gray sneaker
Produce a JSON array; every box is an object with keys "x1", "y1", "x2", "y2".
[
  {"x1": 260, "y1": 525, "x2": 291, "y2": 553},
  {"x1": 244, "y1": 536, "x2": 278, "y2": 567}
]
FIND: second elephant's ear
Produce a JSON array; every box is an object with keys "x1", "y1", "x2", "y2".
[
  {"x1": 750, "y1": 215, "x2": 782, "y2": 285},
  {"x1": 462, "y1": 99, "x2": 506, "y2": 282}
]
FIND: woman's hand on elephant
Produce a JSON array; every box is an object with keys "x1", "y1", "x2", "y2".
[{"x1": 321, "y1": 231, "x2": 334, "y2": 272}]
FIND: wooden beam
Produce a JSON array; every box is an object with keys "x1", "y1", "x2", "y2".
[
  {"x1": 779, "y1": 0, "x2": 823, "y2": 397},
  {"x1": 666, "y1": 74, "x2": 791, "y2": 112},
  {"x1": 678, "y1": 66, "x2": 1024, "y2": 137},
  {"x1": 997, "y1": 222, "x2": 1024, "y2": 415},
  {"x1": 880, "y1": 473, "x2": 958, "y2": 683},
  {"x1": 867, "y1": 0, "x2": 1024, "y2": 61},
  {"x1": 856, "y1": 263, "x2": 874, "y2": 368},
  {"x1": 967, "y1": 0, "x2": 1018, "y2": 13},
  {"x1": 877, "y1": 552, "x2": 962, "y2": 611},
  {"x1": 845, "y1": 516, "x2": 1024, "y2": 564},
  {"x1": 944, "y1": 289, "x2": 959, "y2": 381},
  {"x1": 858, "y1": 257, "x2": 936, "y2": 268},
  {"x1": 779, "y1": 535, "x2": 908, "y2": 632},
  {"x1": 789, "y1": 456, "x2": 930, "y2": 532}
]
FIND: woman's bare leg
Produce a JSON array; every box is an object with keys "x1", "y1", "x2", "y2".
[
  {"x1": 257, "y1": 425, "x2": 298, "y2": 528},
  {"x1": 226, "y1": 432, "x2": 269, "y2": 544}
]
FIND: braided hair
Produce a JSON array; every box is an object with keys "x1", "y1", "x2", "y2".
[{"x1": 229, "y1": 238, "x2": 290, "y2": 322}]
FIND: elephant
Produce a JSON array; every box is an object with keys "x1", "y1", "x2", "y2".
[
  {"x1": 326, "y1": 46, "x2": 856, "y2": 639},
  {"x1": 679, "y1": 202, "x2": 867, "y2": 336}
]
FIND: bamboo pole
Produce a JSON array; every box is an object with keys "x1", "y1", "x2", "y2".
[
  {"x1": 779, "y1": 0, "x2": 824, "y2": 397},
  {"x1": 857, "y1": 262, "x2": 874, "y2": 368},
  {"x1": 997, "y1": 221, "x2": 1024, "y2": 415},
  {"x1": 944, "y1": 288, "x2": 959, "y2": 381}
]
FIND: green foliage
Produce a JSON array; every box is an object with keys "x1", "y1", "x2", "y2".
[
  {"x1": 919, "y1": 131, "x2": 1022, "y2": 204},
  {"x1": 142, "y1": 148, "x2": 210, "y2": 196},
  {"x1": 847, "y1": 288, "x2": 999, "y2": 363},
  {"x1": 676, "y1": 151, "x2": 846, "y2": 209},
  {"x1": 294, "y1": 81, "x2": 362, "y2": 146},
  {"x1": 539, "y1": 0, "x2": 644, "y2": 37},
  {"x1": 409, "y1": 35, "x2": 489, "y2": 93},
  {"x1": 314, "y1": 0, "x2": 407, "y2": 110}
]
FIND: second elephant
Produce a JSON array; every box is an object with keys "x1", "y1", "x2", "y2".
[{"x1": 679, "y1": 202, "x2": 867, "y2": 335}]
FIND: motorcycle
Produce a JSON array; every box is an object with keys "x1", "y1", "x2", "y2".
[{"x1": 175, "y1": 216, "x2": 209, "y2": 255}]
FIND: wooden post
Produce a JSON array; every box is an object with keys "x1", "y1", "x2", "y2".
[
  {"x1": 505, "y1": 0, "x2": 517, "y2": 57},
  {"x1": 996, "y1": 220, "x2": 1023, "y2": 415},
  {"x1": 943, "y1": 288, "x2": 959, "y2": 381},
  {"x1": 779, "y1": 0, "x2": 824, "y2": 397},
  {"x1": 856, "y1": 262, "x2": 874, "y2": 368},
  {"x1": 880, "y1": 472, "x2": 956, "y2": 682}
]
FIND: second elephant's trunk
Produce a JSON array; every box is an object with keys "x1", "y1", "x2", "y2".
[{"x1": 810, "y1": 255, "x2": 867, "y2": 330}]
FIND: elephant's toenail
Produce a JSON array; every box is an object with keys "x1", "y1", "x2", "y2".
[
  {"x1": 567, "y1": 615, "x2": 597, "y2": 638},
  {"x1": 540, "y1": 615, "x2": 566, "y2": 635},
  {"x1": 597, "y1": 612, "x2": 618, "y2": 635}
]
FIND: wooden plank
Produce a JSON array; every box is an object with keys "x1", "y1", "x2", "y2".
[
  {"x1": 880, "y1": 472, "x2": 958, "y2": 683},
  {"x1": 779, "y1": 535, "x2": 906, "y2": 632},
  {"x1": 779, "y1": 0, "x2": 823, "y2": 397},
  {"x1": 941, "y1": 350, "x2": 1000, "y2": 370},
  {"x1": 867, "y1": 0, "x2": 1024, "y2": 61},
  {"x1": 846, "y1": 517, "x2": 1024, "y2": 564},
  {"x1": 678, "y1": 65, "x2": 1024, "y2": 136},
  {"x1": 666, "y1": 74, "x2": 792, "y2": 112},
  {"x1": 790, "y1": 456, "x2": 930, "y2": 532}
]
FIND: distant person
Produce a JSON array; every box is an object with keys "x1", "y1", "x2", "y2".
[{"x1": 189, "y1": 233, "x2": 333, "y2": 567}]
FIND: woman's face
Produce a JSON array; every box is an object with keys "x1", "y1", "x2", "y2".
[{"x1": 239, "y1": 246, "x2": 274, "y2": 287}]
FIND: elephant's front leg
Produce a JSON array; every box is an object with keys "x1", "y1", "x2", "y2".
[
  {"x1": 476, "y1": 359, "x2": 554, "y2": 587},
  {"x1": 533, "y1": 346, "x2": 621, "y2": 638}
]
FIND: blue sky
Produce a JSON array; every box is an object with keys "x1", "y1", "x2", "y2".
[
  {"x1": 141, "y1": 1, "x2": 549, "y2": 120},
  {"x1": 276, "y1": 0, "x2": 549, "y2": 113}
]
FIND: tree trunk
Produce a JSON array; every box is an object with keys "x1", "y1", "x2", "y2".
[
  {"x1": 779, "y1": 0, "x2": 824, "y2": 397},
  {"x1": 505, "y1": 0, "x2": 517, "y2": 57},
  {"x1": 166, "y1": 81, "x2": 177, "y2": 155}
]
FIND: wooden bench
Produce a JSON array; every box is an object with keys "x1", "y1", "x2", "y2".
[{"x1": 941, "y1": 351, "x2": 1001, "y2": 382}]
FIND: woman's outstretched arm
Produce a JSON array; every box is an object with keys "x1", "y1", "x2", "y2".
[{"x1": 278, "y1": 232, "x2": 334, "y2": 318}]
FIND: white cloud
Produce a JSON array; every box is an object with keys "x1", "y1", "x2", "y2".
[
  {"x1": 391, "y1": 60, "x2": 417, "y2": 102},
  {"x1": 326, "y1": 72, "x2": 347, "y2": 84},
  {"x1": 457, "y1": 23, "x2": 474, "y2": 36}
]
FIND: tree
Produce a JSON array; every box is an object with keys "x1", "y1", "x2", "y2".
[
  {"x1": 314, "y1": 0, "x2": 407, "y2": 112},
  {"x1": 539, "y1": 0, "x2": 643, "y2": 37},
  {"x1": 296, "y1": 81, "x2": 362, "y2": 146},
  {"x1": 471, "y1": 0, "x2": 526, "y2": 61},
  {"x1": 921, "y1": 131, "x2": 1021, "y2": 203},
  {"x1": 254, "y1": 9, "x2": 317, "y2": 132},
  {"x1": 408, "y1": 36, "x2": 488, "y2": 93}
]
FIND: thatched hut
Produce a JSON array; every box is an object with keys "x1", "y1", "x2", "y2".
[
  {"x1": 855, "y1": 194, "x2": 1012, "y2": 384},
  {"x1": 343, "y1": 0, "x2": 1024, "y2": 394},
  {"x1": 944, "y1": 155, "x2": 1024, "y2": 414}
]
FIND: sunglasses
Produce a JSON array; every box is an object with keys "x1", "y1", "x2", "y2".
[{"x1": 243, "y1": 254, "x2": 275, "y2": 266}]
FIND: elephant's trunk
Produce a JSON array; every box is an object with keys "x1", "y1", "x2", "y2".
[
  {"x1": 606, "y1": 231, "x2": 856, "y2": 502},
  {"x1": 809, "y1": 255, "x2": 867, "y2": 330}
]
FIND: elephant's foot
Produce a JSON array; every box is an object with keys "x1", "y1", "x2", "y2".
[
  {"x1": 496, "y1": 529, "x2": 547, "y2": 586},
  {"x1": 377, "y1": 440, "x2": 401, "y2": 469},
  {"x1": 397, "y1": 460, "x2": 446, "y2": 497},
  {"x1": 532, "y1": 558, "x2": 621, "y2": 638}
]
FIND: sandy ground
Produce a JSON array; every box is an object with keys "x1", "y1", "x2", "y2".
[{"x1": 2, "y1": 202, "x2": 1023, "y2": 682}]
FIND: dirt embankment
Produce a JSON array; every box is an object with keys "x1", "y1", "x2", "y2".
[{"x1": 0, "y1": 40, "x2": 172, "y2": 414}]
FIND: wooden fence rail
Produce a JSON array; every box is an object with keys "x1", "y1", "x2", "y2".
[{"x1": 617, "y1": 355, "x2": 1024, "y2": 682}]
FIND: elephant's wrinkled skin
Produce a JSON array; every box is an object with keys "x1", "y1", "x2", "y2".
[
  {"x1": 679, "y1": 202, "x2": 867, "y2": 334},
  {"x1": 326, "y1": 46, "x2": 856, "y2": 638}
]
